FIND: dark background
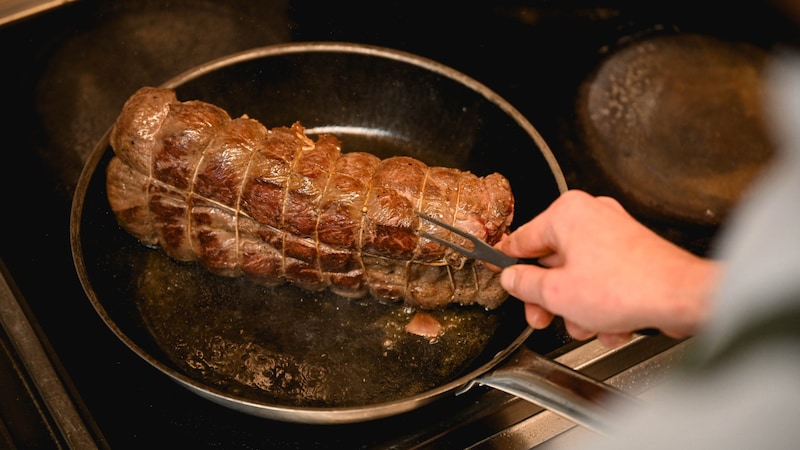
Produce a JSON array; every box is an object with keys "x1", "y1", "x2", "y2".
[{"x1": 1, "y1": 1, "x2": 797, "y2": 448}]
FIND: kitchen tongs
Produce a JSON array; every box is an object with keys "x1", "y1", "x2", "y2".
[{"x1": 415, "y1": 211, "x2": 518, "y2": 268}]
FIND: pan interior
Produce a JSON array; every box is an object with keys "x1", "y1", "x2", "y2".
[
  {"x1": 79, "y1": 131, "x2": 526, "y2": 409},
  {"x1": 73, "y1": 44, "x2": 563, "y2": 417},
  {"x1": 135, "y1": 249, "x2": 511, "y2": 407}
]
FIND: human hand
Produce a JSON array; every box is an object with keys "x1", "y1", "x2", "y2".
[{"x1": 496, "y1": 190, "x2": 721, "y2": 346}]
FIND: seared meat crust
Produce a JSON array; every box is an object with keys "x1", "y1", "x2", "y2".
[{"x1": 106, "y1": 87, "x2": 514, "y2": 309}]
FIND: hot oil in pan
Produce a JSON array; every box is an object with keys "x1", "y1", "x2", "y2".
[
  {"x1": 134, "y1": 129, "x2": 503, "y2": 408},
  {"x1": 135, "y1": 250, "x2": 503, "y2": 408}
]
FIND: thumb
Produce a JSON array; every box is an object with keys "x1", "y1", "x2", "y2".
[{"x1": 500, "y1": 264, "x2": 548, "y2": 306}]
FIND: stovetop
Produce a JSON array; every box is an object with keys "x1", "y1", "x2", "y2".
[{"x1": 1, "y1": 1, "x2": 795, "y2": 448}]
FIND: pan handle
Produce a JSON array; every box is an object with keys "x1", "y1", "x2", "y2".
[{"x1": 459, "y1": 345, "x2": 642, "y2": 436}]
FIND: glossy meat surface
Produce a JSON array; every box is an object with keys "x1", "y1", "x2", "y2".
[{"x1": 106, "y1": 87, "x2": 514, "y2": 309}]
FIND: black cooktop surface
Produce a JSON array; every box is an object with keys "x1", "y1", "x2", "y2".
[{"x1": 2, "y1": 1, "x2": 796, "y2": 448}]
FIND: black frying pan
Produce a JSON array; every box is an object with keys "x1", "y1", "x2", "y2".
[{"x1": 70, "y1": 42, "x2": 572, "y2": 424}]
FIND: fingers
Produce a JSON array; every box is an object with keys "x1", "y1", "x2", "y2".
[
  {"x1": 524, "y1": 303, "x2": 554, "y2": 329},
  {"x1": 495, "y1": 207, "x2": 559, "y2": 259},
  {"x1": 497, "y1": 190, "x2": 610, "y2": 260},
  {"x1": 501, "y1": 265, "x2": 557, "y2": 330},
  {"x1": 504, "y1": 264, "x2": 637, "y2": 346},
  {"x1": 500, "y1": 264, "x2": 547, "y2": 306},
  {"x1": 563, "y1": 320, "x2": 594, "y2": 341},
  {"x1": 596, "y1": 332, "x2": 635, "y2": 348},
  {"x1": 536, "y1": 253, "x2": 561, "y2": 268},
  {"x1": 496, "y1": 190, "x2": 657, "y2": 347},
  {"x1": 594, "y1": 195, "x2": 626, "y2": 213},
  {"x1": 565, "y1": 323, "x2": 634, "y2": 347}
]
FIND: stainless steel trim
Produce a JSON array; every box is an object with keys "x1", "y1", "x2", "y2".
[
  {"x1": 0, "y1": 0, "x2": 76, "y2": 27},
  {"x1": 0, "y1": 260, "x2": 99, "y2": 449},
  {"x1": 467, "y1": 337, "x2": 692, "y2": 449}
]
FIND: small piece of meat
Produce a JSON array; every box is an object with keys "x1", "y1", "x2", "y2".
[
  {"x1": 106, "y1": 86, "x2": 515, "y2": 309},
  {"x1": 405, "y1": 311, "x2": 443, "y2": 338}
]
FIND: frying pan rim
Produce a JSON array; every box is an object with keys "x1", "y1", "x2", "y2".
[
  {"x1": 160, "y1": 41, "x2": 567, "y2": 194},
  {"x1": 69, "y1": 41, "x2": 567, "y2": 424},
  {"x1": 70, "y1": 134, "x2": 535, "y2": 424}
]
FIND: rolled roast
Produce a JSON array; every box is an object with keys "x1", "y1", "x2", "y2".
[{"x1": 106, "y1": 87, "x2": 515, "y2": 309}]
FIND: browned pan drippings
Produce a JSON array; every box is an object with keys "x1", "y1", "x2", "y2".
[{"x1": 134, "y1": 247, "x2": 507, "y2": 407}]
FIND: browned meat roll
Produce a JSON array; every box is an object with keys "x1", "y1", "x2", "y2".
[{"x1": 106, "y1": 86, "x2": 515, "y2": 309}]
